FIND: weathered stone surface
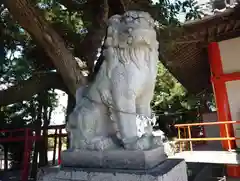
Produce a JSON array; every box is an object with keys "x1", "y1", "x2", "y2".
[
  {"x1": 37, "y1": 166, "x2": 60, "y2": 181},
  {"x1": 42, "y1": 159, "x2": 188, "y2": 181},
  {"x1": 66, "y1": 10, "x2": 162, "y2": 151},
  {"x1": 61, "y1": 146, "x2": 166, "y2": 169}
]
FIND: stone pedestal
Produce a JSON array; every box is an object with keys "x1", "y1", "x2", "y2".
[
  {"x1": 61, "y1": 146, "x2": 166, "y2": 169},
  {"x1": 42, "y1": 159, "x2": 188, "y2": 181}
]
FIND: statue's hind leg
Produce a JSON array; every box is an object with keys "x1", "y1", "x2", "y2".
[
  {"x1": 133, "y1": 88, "x2": 164, "y2": 150},
  {"x1": 136, "y1": 83, "x2": 155, "y2": 118}
]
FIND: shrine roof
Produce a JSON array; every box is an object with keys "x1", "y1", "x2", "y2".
[{"x1": 161, "y1": 5, "x2": 240, "y2": 95}]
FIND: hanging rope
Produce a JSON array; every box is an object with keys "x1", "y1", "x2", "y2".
[{"x1": 82, "y1": 95, "x2": 197, "y2": 117}]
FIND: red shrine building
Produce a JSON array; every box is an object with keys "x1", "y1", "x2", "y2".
[{"x1": 164, "y1": 5, "x2": 240, "y2": 179}]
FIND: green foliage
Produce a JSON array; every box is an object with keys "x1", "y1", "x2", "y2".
[
  {"x1": 0, "y1": 0, "x2": 209, "y2": 167},
  {"x1": 151, "y1": 62, "x2": 214, "y2": 136},
  {"x1": 152, "y1": 0, "x2": 204, "y2": 25},
  {"x1": 0, "y1": 7, "x2": 59, "y2": 166},
  {"x1": 0, "y1": 91, "x2": 58, "y2": 168},
  {"x1": 152, "y1": 62, "x2": 186, "y2": 112},
  {"x1": 152, "y1": 63, "x2": 199, "y2": 113},
  {"x1": 181, "y1": 0, "x2": 204, "y2": 21}
]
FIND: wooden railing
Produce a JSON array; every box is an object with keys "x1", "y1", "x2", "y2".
[{"x1": 175, "y1": 121, "x2": 240, "y2": 152}]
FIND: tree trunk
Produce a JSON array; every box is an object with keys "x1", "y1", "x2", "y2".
[
  {"x1": 4, "y1": 0, "x2": 86, "y2": 95},
  {"x1": 200, "y1": 94, "x2": 212, "y2": 113},
  {"x1": 41, "y1": 102, "x2": 51, "y2": 166},
  {"x1": 30, "y1": 100, "x2": 42, "y2": 180},
  {"x1": 30, "y1": 127, "x2": 40, "y2": 180},
  {"x1": 0, "y1": 72, "x2": 67, "y2": 106},
  {"x1": 4, "y1": 145, "x2": 8, "y2": 170},
  {"x1": 79, "y1": 0, "x2": 109, "y2": 74}
]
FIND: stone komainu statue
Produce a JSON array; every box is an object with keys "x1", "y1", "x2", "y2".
[{"x1": 67, "y1": 11, "x2": 162, "y2": 151}]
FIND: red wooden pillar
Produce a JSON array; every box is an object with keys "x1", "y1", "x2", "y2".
[
  {"x1": 208, "y1": 42, "x2": 240, "y2": 178},
  {"x1": 208, "y1": 42, "x2": 236, "y2": 150},
  {"x1": 21, "y1": 128, "x2": 31, "y2": 181}
]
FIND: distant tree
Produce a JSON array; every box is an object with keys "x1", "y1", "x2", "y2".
[
  {"x1": 0, "y1": 48, "x2": 58, "y2": 168},
  {"x1": 151, "y1": 62, "x2": 215, "y2": 136}
]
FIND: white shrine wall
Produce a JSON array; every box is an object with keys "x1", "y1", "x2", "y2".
[{"x1": 218, "y1": 37, "x2": 240, "y2": 148}]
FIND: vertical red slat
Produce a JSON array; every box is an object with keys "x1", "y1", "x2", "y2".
[
  {"x1": 208, "y1": 42, "x2": 236, "y2": 150},
  {"x1": 21, "y1": 128, "x2": 31, "y2": 181},
  {"x1": 208, "y1": 42, "x2": 240, "y2": 178}
]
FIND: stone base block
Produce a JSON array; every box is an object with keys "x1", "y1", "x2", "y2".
[
  {"x1": 42, "y1": 159, "x2": 187, "y2": 181},
  {"x1": 61, "y1": 146, "x2": 166, "y2": 169}
]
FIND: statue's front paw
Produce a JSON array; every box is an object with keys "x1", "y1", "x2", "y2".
[
  {"x1": 153, "y1": 136, "x2": 164, "y2": 147},
  {"x1": 124, "y1": 135, "x2": 153, "y2": 150},
  {"x1": 123, "y1": 135, "x2": 164, "y2": 150},
  {"x1": 88, "y1": 136, "x2": 119, "y2": 150}
]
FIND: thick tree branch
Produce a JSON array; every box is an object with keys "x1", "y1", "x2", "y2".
[
  {"x1": 54, "y1": 0, "x2": 109, "y2": 74},
  {"x1": 4, "y1": 0, "x2": 86, "y2": 96},
  {"x1": 4, "y1": 0, "x2": 154, "y2": 98},
  {"x1": 57, "y1": 0, "x2": 128, "y2": 74},
  {"x1": 0, "y1": 72, "x2": 67, "y2": 106},
  {"x1": 79, "y1": 0, "x2": 109, "y2": 74},
  {"x1": 55, "y1": 0, "x2": 145, "y2": 75}
]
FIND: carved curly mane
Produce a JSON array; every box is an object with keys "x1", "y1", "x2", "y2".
[{"x1": 94, "y1": 11, "x2": 159, "y2": 83}]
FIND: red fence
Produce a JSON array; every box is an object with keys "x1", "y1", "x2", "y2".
[{"x1": 0, "y1": 125, "x2": 67, "y2": 181}]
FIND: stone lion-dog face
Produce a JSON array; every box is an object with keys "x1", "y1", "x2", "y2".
[
  {"x1": 67, "y1": 11, "x2": 160, "y2": 151},
  {"x1": 105, "y1": 11, "x2": 158, "y2": 49}
]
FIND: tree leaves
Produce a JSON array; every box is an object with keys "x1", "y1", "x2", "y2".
[
  {"x1": 152, "y1": 62, "x2": 187, "y2": 113},
  {"x1": 151, "y1": 61, "x2": 214, "y2": 131}
]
